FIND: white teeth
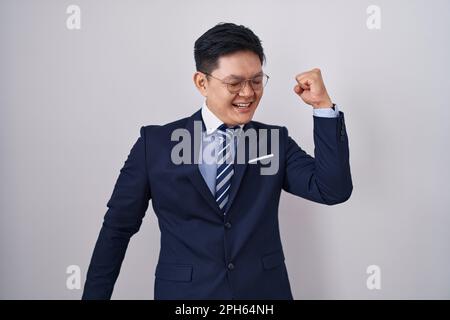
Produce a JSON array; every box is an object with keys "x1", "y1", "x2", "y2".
[{"x1": 234, "y1": 102, "x2": 252, "y2": 108}]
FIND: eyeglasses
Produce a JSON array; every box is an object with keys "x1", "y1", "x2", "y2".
[{"x1": 201, "y1": 71, "x2": 270, "y2": 94}]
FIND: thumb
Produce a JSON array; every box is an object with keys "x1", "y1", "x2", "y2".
[{"x1": 294, "y1": 85, "x2": 303, "y2": 95}]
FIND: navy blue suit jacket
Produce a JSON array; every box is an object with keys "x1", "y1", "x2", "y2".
[{"x1": 82, "y1": 109, "x2": 352, "y2": 300}]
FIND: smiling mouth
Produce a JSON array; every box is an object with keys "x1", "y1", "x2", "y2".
[{"x1": 232, "y1": 101, "x2": 254, "y2": 109}]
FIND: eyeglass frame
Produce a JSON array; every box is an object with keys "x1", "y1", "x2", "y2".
[{"x1": 199, "y1": 71, "x2": 270, "y2": 94}]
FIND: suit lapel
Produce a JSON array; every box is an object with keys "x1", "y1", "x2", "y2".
[
  {"x1": 182, "y1": 109, "x2": 256, "y2": 218},
  {"x1": 224, "y1": 121, "x2": 255, "y2": 214}
]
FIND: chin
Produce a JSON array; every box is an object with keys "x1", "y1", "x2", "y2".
[
  {"x1": 227, "y1": 112, "x2": 252, "y2": 126},
  {"x1": 229, "y1": 104, "x2": 257, "y2": 125}
]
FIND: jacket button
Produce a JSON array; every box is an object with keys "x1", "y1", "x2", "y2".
[
  {"x1": 224, "y1": 222, "x2": 232, "y2": 229},
  {"x1": 227, "y1": 263, "x2": 235, "y2": 270}
]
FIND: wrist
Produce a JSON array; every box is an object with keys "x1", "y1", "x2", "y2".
[
  {"x1": 313, "y1": 101, "x2": 334, "y2": 109},
  {"x1": 312, "y1": 97, "x2": 333, "y2": 109}
]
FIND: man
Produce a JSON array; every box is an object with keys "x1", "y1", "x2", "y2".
[{"x1": 82, "y1": 22, "x2": 353, "y2": 300}]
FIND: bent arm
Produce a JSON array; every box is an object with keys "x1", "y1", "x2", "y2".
[{"x1": 282, "y1": 111, "x2": 353, "y2": 205}]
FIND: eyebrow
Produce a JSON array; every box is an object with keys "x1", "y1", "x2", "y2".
[{"x1": 225, "y1": 71, "x2": 264, "y2": 80}]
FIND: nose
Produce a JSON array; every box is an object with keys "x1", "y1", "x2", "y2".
[{"x1": 238, "y1": 80, "x2": 255, "y2": 97}]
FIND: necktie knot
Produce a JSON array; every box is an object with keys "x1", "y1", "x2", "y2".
[
  {"x1": 217, "y1": 124, "x2": 242, "y2": 137},
  {"x1": 217, "y1": 123, "x2": 228, "y2": 132}
]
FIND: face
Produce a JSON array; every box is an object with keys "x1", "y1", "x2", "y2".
[{"x1": 193, "y1": 50, "x2": 264, "y2": 126}]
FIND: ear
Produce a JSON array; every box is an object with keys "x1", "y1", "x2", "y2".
[{"x1": 193, "y1": 72, "x2": 208, "y2": 97}]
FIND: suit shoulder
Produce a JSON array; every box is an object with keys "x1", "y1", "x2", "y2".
[{"x1": 249, "y1": 121, "x2": 289, "y2": 143}]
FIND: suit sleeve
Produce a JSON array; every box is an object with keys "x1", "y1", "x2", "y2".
[
  {"x1": 282, "y1": 111, "x2": 353, "y2": 205},
  {"x1": 82, "y1": 126, "x2": 151, "y2": 299}
]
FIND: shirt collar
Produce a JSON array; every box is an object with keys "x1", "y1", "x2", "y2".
[{"x1": 201, "y1": 100, "x2": 244, "y2": 135}]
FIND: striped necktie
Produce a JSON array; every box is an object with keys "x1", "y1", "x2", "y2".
[{"x1": 215, "y1": 124, "x2": 240, "y2": 214}]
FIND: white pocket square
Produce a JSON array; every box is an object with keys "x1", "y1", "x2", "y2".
[{"x1": 248, "y1": 153, "x2": 274, "y2": 164}]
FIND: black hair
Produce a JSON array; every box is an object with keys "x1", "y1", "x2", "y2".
[{"x1": 194, "y1": 22, "x2": 266, "y2": 75}]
